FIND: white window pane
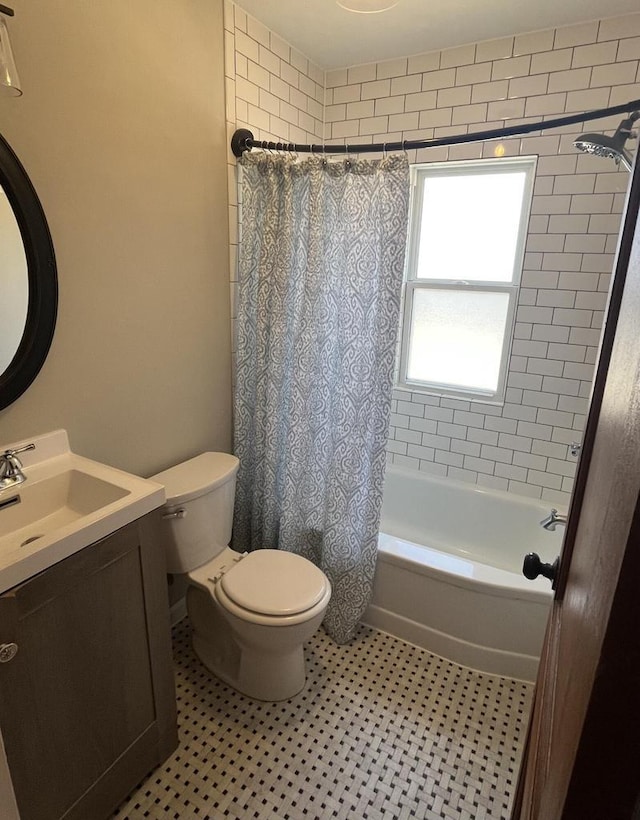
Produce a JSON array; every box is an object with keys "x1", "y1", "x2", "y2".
[
  {"x1": 416, "y1": 170, "x2": 527, "y2": 283},
  {"x1": 407, "y1": 289, "x2": 510, "y2": 393}
]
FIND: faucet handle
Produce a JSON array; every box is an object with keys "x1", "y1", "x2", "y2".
[
  {"x1": 3, "y1": 443, "x2": 35, "y2": 457},
  {"x1": 0, "y1": 444, "x2": 35, "y2": 482}
]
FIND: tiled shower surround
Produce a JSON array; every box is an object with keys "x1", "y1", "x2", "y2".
[
  {"x1": 225, "y1": 2, "x2": 640, "y2": 505},
  {"x1": 223, "y1": 1, "x2": 325, "y2": 388}
]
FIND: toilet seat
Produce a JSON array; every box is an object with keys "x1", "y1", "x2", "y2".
[
  {"x1": 190, "y1": 549, "x2": 331, "y2": 627},
  {"x1": 214, "y1": 580, "x2": 331, "y2": 627},
  {"x1": 188, "y1": 548, "x2": 331, "y2": 627},
  {"x1": 220, "y1": 549, "x2": 328, "y2": 616}
]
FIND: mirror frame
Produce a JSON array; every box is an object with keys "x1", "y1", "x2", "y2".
[{"x1": 0, "y1": 131, "x2": 57, "y2": 411}]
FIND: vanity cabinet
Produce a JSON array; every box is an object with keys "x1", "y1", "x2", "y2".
[{"x1": 0, "y1": 512, "x2": 177, "y2": 820}]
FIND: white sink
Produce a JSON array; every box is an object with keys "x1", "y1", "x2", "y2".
[
  {"x1": 0, "y1": 430, "x2": 165, "y2": 593},
  {"x1": 0, "y1": 470, "x2": 130, "y2": 550}
]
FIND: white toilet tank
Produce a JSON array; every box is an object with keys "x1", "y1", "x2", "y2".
[{"x1": 152, "y1": 452, "x2": 239, "y2": 574}]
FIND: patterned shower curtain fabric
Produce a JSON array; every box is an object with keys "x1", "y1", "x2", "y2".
[{"x1": 233, "y1": 151, "x2": 410, "y2": 644}]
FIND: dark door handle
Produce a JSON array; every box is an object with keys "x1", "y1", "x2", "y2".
[{"x1": 523, "y1": 552, "x2": 559, "y2": 588}]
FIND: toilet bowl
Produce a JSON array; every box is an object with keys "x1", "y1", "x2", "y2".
[{"x1": 152, "y1": 453, "x2": 331, "y2": 701}]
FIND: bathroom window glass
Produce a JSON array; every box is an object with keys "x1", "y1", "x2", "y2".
[{"x1": 399, "y1": 157, "x2": 536, "y2": 401}]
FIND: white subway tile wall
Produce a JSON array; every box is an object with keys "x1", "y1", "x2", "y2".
[
  {"x1": 226, "y1": 3, "x2": 640, "y2": 505},
  {"x1": 224, "y1": 0, "x2": 325, "y2": 374}
]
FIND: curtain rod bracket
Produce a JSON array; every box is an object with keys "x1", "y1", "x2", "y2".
[{"x1": 231, "y1": 128, "x2": 254, "y2": 158}]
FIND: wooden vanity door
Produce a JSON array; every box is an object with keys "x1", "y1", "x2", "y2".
[{"x1": 0, "y1": 517, "x2": 177, "y2": 820}]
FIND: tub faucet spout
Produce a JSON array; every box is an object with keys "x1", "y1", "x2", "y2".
[{"x1": 540, "y1": 508, "x2": 567, "y2": 531}]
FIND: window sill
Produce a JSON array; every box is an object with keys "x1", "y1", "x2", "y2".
[{"x1": 393, "y1": 382, "x2": 505, "y2": 409}]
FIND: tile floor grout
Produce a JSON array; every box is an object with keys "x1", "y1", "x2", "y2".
[{"x1": 114, "y1": 619, "x2": 531, "y2": 819}]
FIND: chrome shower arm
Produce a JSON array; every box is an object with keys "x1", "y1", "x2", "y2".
[{"x1": 620, "y1": 149, "x2": 633, "y2": 172}]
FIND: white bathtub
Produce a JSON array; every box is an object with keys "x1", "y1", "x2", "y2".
[{"x1": 364, "y1": 465, "x2": 564, "y2": 682}]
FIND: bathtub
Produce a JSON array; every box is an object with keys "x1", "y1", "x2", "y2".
[{"x1": 364, "y1": 465, "x2": 564, "y2": 682}]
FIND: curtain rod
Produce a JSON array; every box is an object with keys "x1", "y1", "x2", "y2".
[{"x1": 231, "y1": 98, "x2": 640, "y2": 158}]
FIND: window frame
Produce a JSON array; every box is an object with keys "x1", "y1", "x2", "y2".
[{"x1": 398, "y1": 156, "x2": 537, "y2": 403}]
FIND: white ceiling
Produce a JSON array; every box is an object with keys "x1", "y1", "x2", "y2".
[{"x1": 234, "y1": 0, "x2": 640, "y2": 70}]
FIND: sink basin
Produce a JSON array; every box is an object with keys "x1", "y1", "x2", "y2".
[
  {"x1": 0, "y1": 430, "x2": 165, "y2": 593},
  {"x1": 0, "y1": 470, "x2": 130, "y2": 551}
]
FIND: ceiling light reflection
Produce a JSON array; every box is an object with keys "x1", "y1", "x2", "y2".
[{"x1": 336, "y1": 0, "x2": 400, "y2": 14}]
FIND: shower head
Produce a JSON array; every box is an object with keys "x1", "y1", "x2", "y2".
[{"x1": 574, "y1": 111, "x2": 639, "y2": 171}]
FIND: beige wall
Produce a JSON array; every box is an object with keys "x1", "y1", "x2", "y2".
[{"x1": 0, "y1": 0, "x2": 232, "y2": 476}]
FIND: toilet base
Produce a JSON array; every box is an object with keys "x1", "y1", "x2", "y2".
[
  {"x1": 192, "y1": 631, "x2": 307, "y2": 701},
  {"x1": 186, "y1": 585, "x2": 319, "y2": 701}
]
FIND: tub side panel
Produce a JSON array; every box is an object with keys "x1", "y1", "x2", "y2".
[{"x1": 366, "y1": 554, "x2": 551, "y2": 679}]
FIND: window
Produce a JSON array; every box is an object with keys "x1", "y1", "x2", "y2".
[{"x1": 399, "y1": 157, "x2": 536, "y2": 402}]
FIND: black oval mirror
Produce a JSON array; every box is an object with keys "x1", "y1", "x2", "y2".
[{"x1": 0, "y1": 131, "x2": 57, "y2": 411}]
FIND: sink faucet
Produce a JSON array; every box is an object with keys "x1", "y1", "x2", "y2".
[
  {"x1": 0, "y1": 444, "x2": 35, "y2": 491},
  {"x1": 540, "y1": 508, "x2": 567, "y2": 531}
]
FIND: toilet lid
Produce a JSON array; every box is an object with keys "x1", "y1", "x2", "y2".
[
  {"x1": 152, "y1": 452, "x2": 239, "y2": 505},
  {"x1": 220, "y1": 550, "x2": 328, "y2": 616}
]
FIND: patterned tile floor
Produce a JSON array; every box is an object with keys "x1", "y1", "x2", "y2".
[{"x1": 114, "y1": 619, "x2": 532, "y2": 820}]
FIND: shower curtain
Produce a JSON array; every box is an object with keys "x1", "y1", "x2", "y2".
[{"x1": 233, "y1": 151, "x2": 410, "y2": 644}]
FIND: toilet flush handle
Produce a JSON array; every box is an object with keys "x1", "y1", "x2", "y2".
[{"x1": 162, "y1": 508, "x2": 186, "y2": 520}]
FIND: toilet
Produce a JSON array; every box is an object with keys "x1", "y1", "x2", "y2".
[{"x1": 152, "y1": 453, "x2": 331, "y2": 701}]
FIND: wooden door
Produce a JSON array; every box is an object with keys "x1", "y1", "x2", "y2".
[{"x1": 513, "y1": 154, "x2": 640, "y2": 819}]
